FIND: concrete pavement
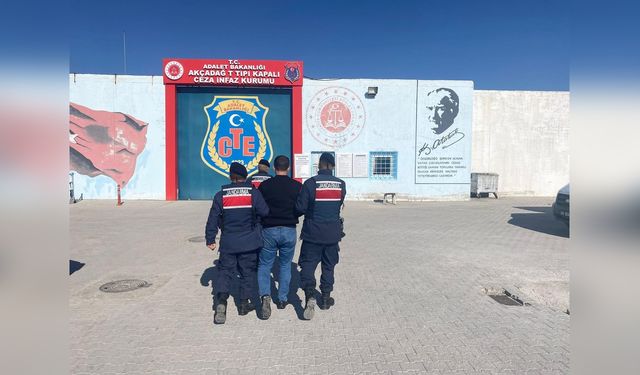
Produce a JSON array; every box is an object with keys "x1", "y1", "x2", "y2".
[{"x1": 70, "y1": 197, "x2": 569, "y2": 374}]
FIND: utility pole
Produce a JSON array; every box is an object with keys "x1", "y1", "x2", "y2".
[{"x1": 123, "y1": 31, "x2": 127, "y2": 75}]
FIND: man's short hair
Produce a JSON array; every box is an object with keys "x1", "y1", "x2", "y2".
[
  {"x1": 319, "y1": 152, "x2": 336, "y2": 167},
  {"x1": 319, "y1": 152, "x2": 335, "y2": 169},
  {"x1": 230, "y1": 173, "x2": 246, "y2": 181},
  {"x1": 274, "y1": 155, "x2": 290, "y2": 171}
]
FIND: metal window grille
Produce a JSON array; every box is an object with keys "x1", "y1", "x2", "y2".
[{"x1": 369, "y1": 151, "x2": 398, "y2": 179}]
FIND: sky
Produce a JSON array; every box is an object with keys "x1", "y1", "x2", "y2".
[{"x1": 69, "y1": 0, "x2": 569, "y2": 91}]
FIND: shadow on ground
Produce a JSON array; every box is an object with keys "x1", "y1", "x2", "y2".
[
  {"x1": 509, "y1": 206, "x2": 569, "y2": 238},
  {"x1": 200, "y1": 258, "x2": 305, "y2": 320},
  {"x1": 270, "y1": 260, "x2": 305, "y2": 320},
  {"x1": 70, "y1": 260, "x2": 85, "y2": 275}
]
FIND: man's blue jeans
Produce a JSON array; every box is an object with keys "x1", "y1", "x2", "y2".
[{"x1": 258, "y1": 226, "x2": 297, "y2": 302}]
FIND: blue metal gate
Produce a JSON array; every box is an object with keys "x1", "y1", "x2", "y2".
[{"x1": 177, "y1": 87, "x2": 292, "y2": 200}]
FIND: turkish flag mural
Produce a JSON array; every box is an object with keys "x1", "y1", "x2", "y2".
[{"x1": 69, "y1": 103, "x2": 148, "y2": 186}]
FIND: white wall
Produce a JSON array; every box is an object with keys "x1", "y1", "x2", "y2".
[
  {"x1": 302, "y1": 79, "x2": 474, "y2": 200},
  {"x1": 472, "y1": 90, "x2": 570, "y2": 196},
  {"x1": 68, "y1": 74, "x2": 569, "y2": 199},
  {"x1": 69, "y1": 74, "x2": 165, "y2": 199}
]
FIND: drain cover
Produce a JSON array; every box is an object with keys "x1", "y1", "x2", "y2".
[
  {"x1": 188, "y1": 236, "x2": 205, "y2": 243},
  {"x1": 99, "y1": 279, "x2": 150, "y2": 293}
]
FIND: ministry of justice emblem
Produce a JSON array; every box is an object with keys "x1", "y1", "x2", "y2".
[
  {"x1": 201, "y1": 96, "x2": 273, "y2": 177},
  {"x1": 307, "y1": 87, "x2": 366, "y2": 148}
]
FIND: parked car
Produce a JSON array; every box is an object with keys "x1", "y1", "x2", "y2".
[{"x1": 552, "y1": 184, "x2": 570, "y2": 225}]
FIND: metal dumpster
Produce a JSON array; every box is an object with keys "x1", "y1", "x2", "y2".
[{"x1": 471, "y1": 173, "x2": 499, "y2": 198}]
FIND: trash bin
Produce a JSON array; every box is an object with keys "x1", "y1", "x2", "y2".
[{"x1": 471, "y1": 173, "x2": 499, "y2": 198}]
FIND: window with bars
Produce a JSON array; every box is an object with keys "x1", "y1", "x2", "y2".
[{"x1": 369, "y1": 151, "x2": 398, "y2": 179}]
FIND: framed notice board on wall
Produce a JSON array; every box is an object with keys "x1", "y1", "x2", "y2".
[
  {"x1": 352, "y1": 153, "x2": 368, "y2": 178},
  {"x1": 336, "y1": 153, "x2": 353, "y2": 178},
  {"x1": 294, "y1": 154, "x2": 311, "y2": 178}
]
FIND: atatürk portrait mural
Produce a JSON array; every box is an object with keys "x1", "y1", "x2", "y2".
[{"x1": 425, "y1": 88, "x2": 459, "y2": 135}]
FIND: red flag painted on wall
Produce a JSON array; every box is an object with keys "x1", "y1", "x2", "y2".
[{"x1": 69, "y1": 103, "x2": 148, "y2": 186}]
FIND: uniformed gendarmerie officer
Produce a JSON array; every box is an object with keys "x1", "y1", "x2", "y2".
[
  {"x1": 295, "y1": 152, "x2": 346, "y2": 320},
  {"x1": 248, "y1": 159, "x2": 272, "y2": 188},
  {"x1": 205, "y1": 162, "x2": 269, "y2": 324}
]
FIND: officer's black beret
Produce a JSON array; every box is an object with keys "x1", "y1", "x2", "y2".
[
  {"x1": 319, "y1": 152, "x2": 335, "y2": 166},
  {"x1": 229, "y1": 162, "x2": 248, "y2": 178},
  {"x1": 258, "y1": 159, "x2": 270, "y2": 167}
]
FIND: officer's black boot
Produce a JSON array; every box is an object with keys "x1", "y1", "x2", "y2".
[
  {"x1": 303, "y1": 289, "x2": 316, "y2": 320},
  {"x1": 214, "y1": 293, "x2": 229, "y2": 325},
  {"x1": 238, "y1": 299, "x2": 256, "y2": 316},
  {"x1": 318, "y1": 292, "x2": 335, "y2": 310},
  {"x1": 260, "y1": 295, "x2": 271, "y2": 320}
]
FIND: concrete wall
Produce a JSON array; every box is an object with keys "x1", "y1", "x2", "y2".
[
  {"x1": 69, "y1": 74, "x2": 165, "y2": 199},
  {"x1": 301, "y1": 79, "x2": 474, "y2": 200},
  {"x1": 472, "y1": 90, "x2": 570, "y2": 196},
  {"x1": 68, "y1": 74, "x2": 569, "y2": 199}
]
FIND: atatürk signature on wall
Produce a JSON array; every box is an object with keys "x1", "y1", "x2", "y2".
[{"x1": 418, "y1": 127, "x2": 465, "y2": 156}]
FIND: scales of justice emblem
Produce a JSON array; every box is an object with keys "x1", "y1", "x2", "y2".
[
  {"x1": 324, "y1": 102, "x2": 349, "y2": 130},
  {"x1": 200, "y1": 96, "x2": 273, "y2": 177}
]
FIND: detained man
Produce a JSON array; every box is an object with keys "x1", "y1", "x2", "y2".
[{"x1": 256, "y1": 155, "x2": 303, "y2": 319}]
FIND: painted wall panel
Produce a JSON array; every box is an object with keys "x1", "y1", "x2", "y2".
[
  {"x1": 415, "y1": 81, "x2": 473, "y2": 189},
  {"x1": 302, "y1": 79, "x2": 473, "y2": 200},
  {"x1": 69, "y1": 74, "x2": 165, "y2": 199},
  {"x1": 68, "y1": 74, "x2": 569, "y2": 199}
]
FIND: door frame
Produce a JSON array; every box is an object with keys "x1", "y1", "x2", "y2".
[{"x1": 163, "y1": 58, "x2": 303, "y2": 200}]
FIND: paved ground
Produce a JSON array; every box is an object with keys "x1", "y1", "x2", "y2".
[{"x1": 70, "y1": 197, "x2": 569, "y2": 374}]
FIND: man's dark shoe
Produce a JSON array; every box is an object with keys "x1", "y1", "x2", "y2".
[
  {"x1": 238, "y1": 299, "x2": 256, "y2": 316},
  {"x1": 318, "y1": 292, "x2": 335, "y2": 310},
  {"x1": 275, "y1": 300, "x2": 288, "y2": 309},
  {"x1": 303, "y1": 290, "x2": 316, "y2": 320},
  {"x1": 214, "y1": 299, "x2": 227, "y2": 324},
  {"x1": 260, "y1": 295, "x2": 272, "y2": 320}
]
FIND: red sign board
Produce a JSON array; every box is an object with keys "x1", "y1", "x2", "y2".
[{"x1": 162, "y1": 58, "x2": 303, "y2": 86}]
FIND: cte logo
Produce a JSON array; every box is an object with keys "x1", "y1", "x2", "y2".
[{"x1": 201, "y1": 96, "x2": 273, "y2": 177}]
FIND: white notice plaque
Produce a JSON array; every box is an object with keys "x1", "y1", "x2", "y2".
[
  {"x1": 352, "y1": 153, "x2": 368, "y2": 178},
  {"x1": 336, "y1": 153, "x2": 353, "y2": 178},
  {"x1": 294, "y1": 154, "x2": 311, "y2": 178}
]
